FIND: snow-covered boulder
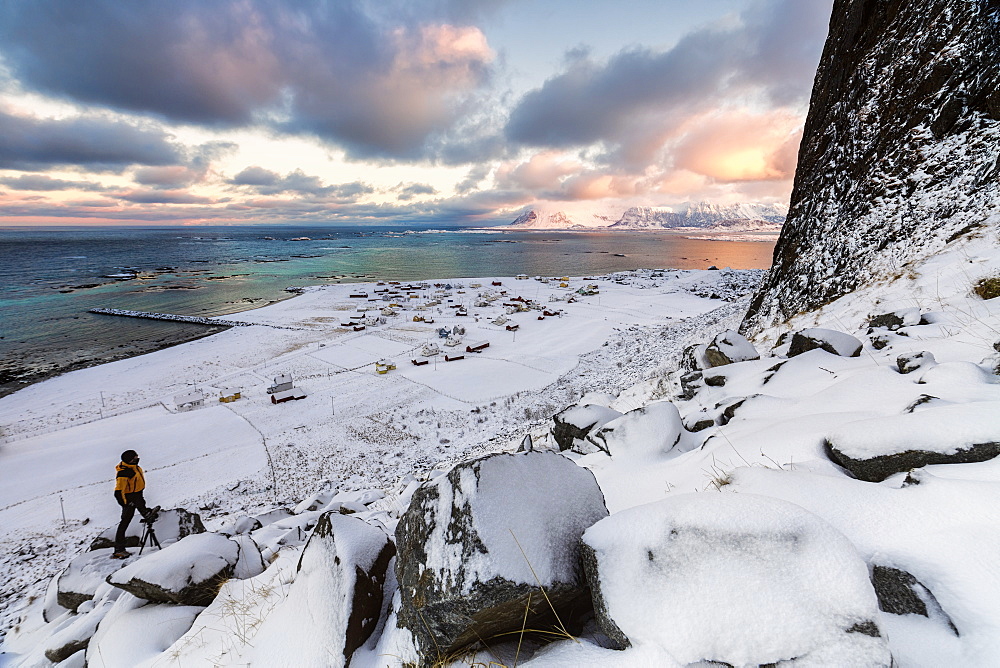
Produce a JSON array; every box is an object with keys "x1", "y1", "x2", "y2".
[
  {"x1": 394, "y1": 451, "x2": 608, "y2": 663},
  {"x1": 678, "y1": 370, "x2": 704, "y2": 400},
  {"x1": 871, "y1": 565, "x2": 957, "y2": 633},
  {"x1": 551, "y1": 403, "x2": 623, "y2": 451},
  {"x1": 867, "y1": 308, "x2": 921, "y2": 331},
  {"x1": 825, "y1": 402, "x2": 1000, "y2": 482},
  {"x1": 87, "y1": 602, "x2": 204, "y2": 668},
  {"x1": 89, "y1": 507, "x2": 206, "y2": 551},
  {"x1": 897, "y1": 350, "x2": 937, "y2": 374},
  {"x1": 577, "y1": 391, "x2": 617, "y2": 407},
  {"x1": 107, "y1": 533, "x2": 240, "y2": 606},
  {"x1": 704, "y1": 330, "x2": 760, "y2": 367},
  {"x1": 587, "y1": 401, "x2": 688, "y2": 459},
  {"x1": 42, "y1": 574, "x2": 67, "y2": 623},
  {"x1": 254, "y1": 507, "x2": 296, "y2": 526},
  {"x1": 680, "y1": 343, "x2": 711, "y2": 372},
  {"x1": 217, "y1": 514, "x2": 263, "y2": 536},
  {"x1": 250, "y1": 512, "x2": 394, "y2": 667},
  {"x1": 231, "y1": 534, "x2": 267, "y2": 579},
  {"x1": 55, "y1": 548, "x2": 132, "y2": 612},
  {"x1": 788, "y1": 328, "x2": 864, "y2": 358},
  {"x1": 42, "y1": 596, "x2": 115, "y2": 663},
  {"x1": 581, "y1": 493, "x2": 890, "y2": 665}
]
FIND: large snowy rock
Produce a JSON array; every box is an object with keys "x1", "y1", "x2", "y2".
[
  {"x1": 587, "y1": 401, "x2": 687, "y2": 459},
  {"x1": 581, "y1": 493, "x2": 890, "y2": 665},
  {"x1": 250, "y1": 512, "x2": 394, "y2": 667},
  {"x1": 394, "y1": 451, "x2": 608, "y2": 663},
  {"x1": 55, "y1": 548, "x2": 132, "y2": 612},
  {"x1": 89, "y1": 507, "x2": 206, "y2": 551},
  {"x1": 87, "y1": 601, "x2": 204, "y2": 668},
  {"x1": 825, "y1": 402, "x2": 1000, "y2": 482},
  {"x1": 704, "y1": 330, "x2": 760, "y2": 367},
  {"x1": 788, "y1": 328, "x2": 863, "y2": 358},
  {"x1": 42, "y1": 596, "x2": 116, "y2": 663},
  {"x1": 107, "y1": 533, "x2": 240, "y2": 606},
  {"x1": 551, "y1": 403, "x2": 623, "y2": 451}
]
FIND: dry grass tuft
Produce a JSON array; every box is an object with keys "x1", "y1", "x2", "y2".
[{"x1": 973, "y1": 276, "x2": 1000, "y2": 300}]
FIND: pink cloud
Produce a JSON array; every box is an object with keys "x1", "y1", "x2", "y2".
[
  {"x1": 495, "y1": 151, "x2": 583, "y2": 191},
  {"x1": 671, "y1": 109, "x2": 804, "y2": 183}
]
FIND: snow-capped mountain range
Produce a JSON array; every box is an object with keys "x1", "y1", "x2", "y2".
[{"x1": 508, "y1": 201, "x2": 787, "y2": 230}]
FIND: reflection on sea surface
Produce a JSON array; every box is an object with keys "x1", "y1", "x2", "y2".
[{"x1": 0, "y1": 226, "x2": 775, "y2": 395}]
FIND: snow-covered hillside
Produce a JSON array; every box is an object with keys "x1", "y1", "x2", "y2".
[{"x1": 3, "y1": 228, "x2": 999, "y2": 667}]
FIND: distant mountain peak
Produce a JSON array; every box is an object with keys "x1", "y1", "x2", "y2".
[{"x1": 507, "y1": 201, "x2": 787, "y2": 230}]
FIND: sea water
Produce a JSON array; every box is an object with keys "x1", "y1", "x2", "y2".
[{"x1": 0, "y1": 225, "x2": 775, "y2": 395}]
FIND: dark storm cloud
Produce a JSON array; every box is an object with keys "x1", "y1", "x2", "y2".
[
  {"x1": 504, "y1": 0, "x2": 832, "y2": 151},
  {"x1": 231, "y1": 166, "x2": 280, "y2": 187},
  {"x1": 132, "y1": 166, "x2": 204, "y2": 188},
  {"x1": 114, "y1": 189, "x2": 214, "y2": 204},
  {"x1": 0, "y1": 174, "x2": 106, "y2": 192},
  {"x1": 455, "y1": 164, "x2": 491, "y2": 193},
  {"x1": 231, "y1": 166, "x2": 374, "y2": 200},
  {"x1": 395, "y1": 183, "x2": 438, "y2": 201},
  {"x1": 0, "y1": 1, "x2": 495, "y2": 160},
  {"x1": 0, "y1": 109, "x2": 182, "y2": 170}
]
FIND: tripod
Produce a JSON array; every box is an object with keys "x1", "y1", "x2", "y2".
[{"x1": 139, "y1": 508, "x2": 162, "y2": 555}]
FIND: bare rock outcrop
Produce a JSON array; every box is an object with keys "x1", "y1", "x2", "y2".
[{"x1": 743, "y1": 0, "x2": 1000, "y2": 333}]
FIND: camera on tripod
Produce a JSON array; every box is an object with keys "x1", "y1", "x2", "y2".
[{"x1": 138, "y1": 506, "x2": 162, "y2": 554}]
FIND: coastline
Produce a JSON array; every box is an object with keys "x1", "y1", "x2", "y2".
[
  {"x1": 0, "y1": 293, "x2": 299, "y2": 399},
  {"x1": 0, "y1": 227, "x2": 775, "y2": 401},
  {"x1": 0, "y1": 325, "x2": 230, "y2": 399}
]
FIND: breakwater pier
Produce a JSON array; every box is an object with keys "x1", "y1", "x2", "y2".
[{"x1": 89, "y1": 308, "x2": 251, "y2": 327}]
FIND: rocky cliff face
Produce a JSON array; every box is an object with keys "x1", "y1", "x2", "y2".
[{"x1": 742, "y1": 0, "x2": 1000, "y2": 334}]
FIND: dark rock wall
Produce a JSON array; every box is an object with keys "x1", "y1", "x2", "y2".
[{"x1": 743, "y1": 0, "x2": 1000, "y2": 334}]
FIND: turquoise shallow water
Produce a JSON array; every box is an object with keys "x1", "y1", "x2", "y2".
[{"x1": 0, "y1": 225, "x2": 775, "y2": 394}]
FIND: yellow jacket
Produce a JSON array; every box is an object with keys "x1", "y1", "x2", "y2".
[{"x1": 114, "y1": 461, "x2": 145, "y2": 504}]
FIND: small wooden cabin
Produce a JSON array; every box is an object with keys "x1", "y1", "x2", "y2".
[
  {"x1": 271, "y1": 388, "x2": 306, "y2": 404},
  {"x1": 267, "y1": 374, "x2": 294, "y2": 394}
]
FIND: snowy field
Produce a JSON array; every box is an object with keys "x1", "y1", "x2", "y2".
[
  {"x1": 0, "y1": 270, "x2": 748, "y2": 644},
  {"x1": 3, "y1": 230, "x2": 1000, "y2": 667}
]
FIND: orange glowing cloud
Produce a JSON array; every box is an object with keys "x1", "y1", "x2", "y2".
[
  {"x1": 495, "y1": 151, "x2": 583, "y2": 191},
  {"x1": 672, "y1": 110, "x2": 803, "y2": 183},
  {"x1": 562, "y1": 173, "x2": 644, "y2": 200}
]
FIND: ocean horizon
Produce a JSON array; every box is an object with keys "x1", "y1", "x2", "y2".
[{"x1": 0, "y1": 225, "x2": 775, "y2": 395}]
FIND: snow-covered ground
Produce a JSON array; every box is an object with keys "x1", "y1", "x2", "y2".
[
  {"x1": 0, "y1": 269, "x2": 752, "y2": 646},
  {"x1": 3, "y1": 227, "x2": 1000, "y2": 666}
]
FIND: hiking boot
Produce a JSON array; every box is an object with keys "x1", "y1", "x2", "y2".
[{"x1": 110, "y1": 550, "x2": 132, "y2": 559}]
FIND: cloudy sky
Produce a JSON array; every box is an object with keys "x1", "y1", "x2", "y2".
[{"x1": 0, "y1": 0, "x2": 834, "y2": 227}]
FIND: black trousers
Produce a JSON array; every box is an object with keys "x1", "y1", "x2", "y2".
[{"x1": 114, "y1": 491, "x2": 151, "y2": 552}]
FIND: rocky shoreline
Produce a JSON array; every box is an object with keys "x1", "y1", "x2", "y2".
[
  {"x1": 0, "y1": 294, "x2": 298, "y2": 399},
  {"x1": 0, "y1": 325, "x2": 230, "y2": 399}
]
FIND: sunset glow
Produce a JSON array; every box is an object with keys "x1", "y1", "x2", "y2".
[{"x1": 0, "y1": 0, "x2": 834, "y2": 226}]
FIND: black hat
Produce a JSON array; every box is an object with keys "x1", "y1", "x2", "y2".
[{"x1": 121, "y1": 449, "x2": 138, "y2": 463}]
